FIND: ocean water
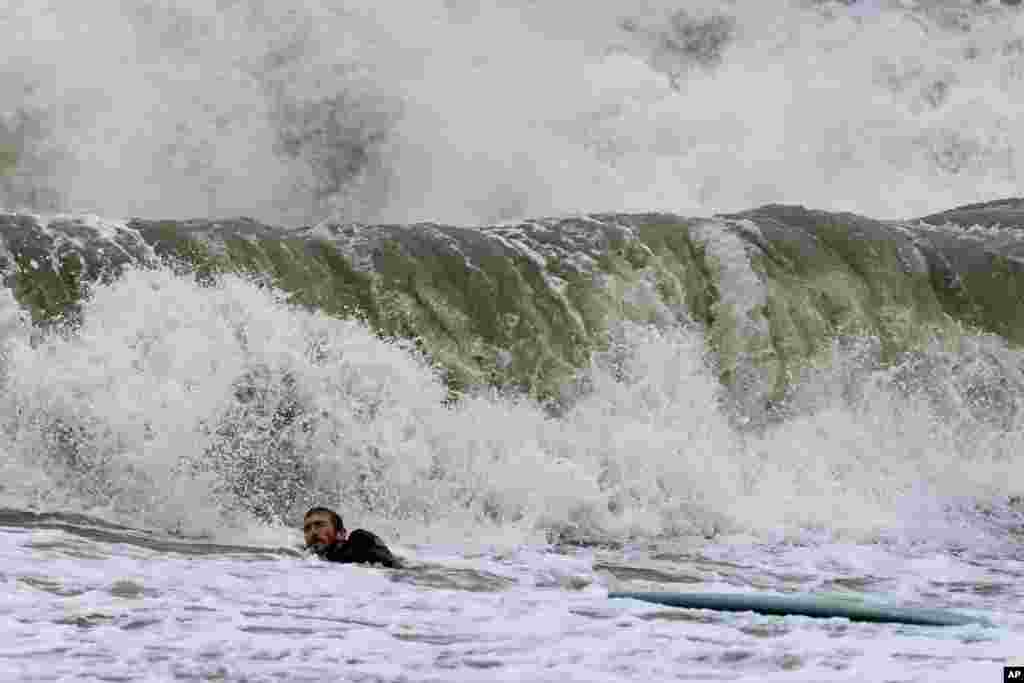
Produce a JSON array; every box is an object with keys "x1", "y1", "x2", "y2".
[
  {"x1": 1, "y1": 260, "x2": 1023, "y2": 682},
  {"x1": 3, "y1": 0, "x2": 1024, "y2": 681}
]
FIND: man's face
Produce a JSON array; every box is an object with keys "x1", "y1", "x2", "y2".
[{"x1": 303, "y1": 511, "x2": 339, "y2": 548}]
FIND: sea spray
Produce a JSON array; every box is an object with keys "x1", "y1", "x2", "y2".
[
  {"x1": 2, "y1": 1, "x2": 1024, "y2": 225},
  {"x1": 1, "y1": 265, "x2": 1022, "y2": 551}
]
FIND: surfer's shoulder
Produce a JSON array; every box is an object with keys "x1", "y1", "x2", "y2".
[{"x1": 327, "y1": 528, "x2": 401, "y2": 568}]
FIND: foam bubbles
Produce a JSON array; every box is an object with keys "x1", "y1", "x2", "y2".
[{"x1": 2, "y1": 267, "x2": 1022, "y2": 551}]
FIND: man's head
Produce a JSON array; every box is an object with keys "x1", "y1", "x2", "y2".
[{"x1": 303, "y1": 507, "x2": 346, "y2": 548}]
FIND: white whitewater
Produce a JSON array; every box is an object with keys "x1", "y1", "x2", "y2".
[{"x1": 0, "y1": 260, "x2": 1022, "y2": 681}]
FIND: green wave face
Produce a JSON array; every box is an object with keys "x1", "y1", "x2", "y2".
[
  {"x1": 3, "y1": 202, "x2": 1020, "y2": 416},
  {"x1": 1, "y1": 201, "x2": 1023, "y2": 536},
  {"x1": 0, "y1": 145, "x2": 16, "y2": 176}
]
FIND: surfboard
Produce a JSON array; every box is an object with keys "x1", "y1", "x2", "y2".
[{"x1": 608, "y1": 591, "x2": 992, "y2": 627}]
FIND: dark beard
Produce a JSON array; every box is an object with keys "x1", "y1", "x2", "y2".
[{"x1": 306, "y1": 542, "x2": 333, "y2": 558}]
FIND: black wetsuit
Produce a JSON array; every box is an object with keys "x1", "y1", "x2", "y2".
[{"x1": 313, "y1": 529, "x2": 400, "y2": 568}]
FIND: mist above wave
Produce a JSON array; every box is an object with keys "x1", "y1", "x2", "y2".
[{"x1": 1, "y1": 0, "x2": 1023, "y2": 226}]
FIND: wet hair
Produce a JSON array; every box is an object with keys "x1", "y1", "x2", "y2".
[{"x1": 304, "y1": 506, "x2": 344, "y2": 532}]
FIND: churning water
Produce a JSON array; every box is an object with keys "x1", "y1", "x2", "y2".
[
  {"x1": 3, "y1": 0, "x2": 1024, "y2": 681},
  {"x1": 0, "y1": 260, "x2": 1021, "y2": 681}
]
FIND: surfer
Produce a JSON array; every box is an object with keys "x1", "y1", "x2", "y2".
[{"x1": 302, "y1": 506, "x2": 400, "y2": 568}]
